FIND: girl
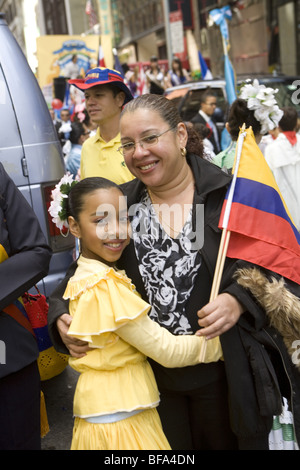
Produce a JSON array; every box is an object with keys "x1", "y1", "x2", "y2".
[
  {"x1": 166, "y1": 57, "x2": 190, "y2": 88},
  {"x1": 212, "y1": 81, "x2": 283, "y2": 173},
  {"x1": 51, "y1": 176, "x2": 221, "y2": 450},
  {"x1": 145, "y1": 56, "x2": 166, "y2": 95}
]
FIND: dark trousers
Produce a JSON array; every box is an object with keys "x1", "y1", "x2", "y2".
[
  {"x1": 158, "y1": 378, "x2": 238, "y2": 450},
  {"x1": 0, "y1": 361, "x2": 41, "y2": 450}
]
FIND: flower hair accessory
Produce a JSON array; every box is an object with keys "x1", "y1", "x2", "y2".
[
  {"x1": 239, "y1": 79, "x2": 284, "y2": 134},
  {"x1": 48, "y1": 174, "x2": 77, "y2": 230},
  {"x1": 74, "y1": 103, "x2": 86, "y2": 123}
]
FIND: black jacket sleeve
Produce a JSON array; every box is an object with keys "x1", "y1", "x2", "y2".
[
  {"x1": 47, "y1": 260, "x2": 77, "y2": 353},
  {"x1": 0, "y1": 163, "x2": 52, "y2": 310}
]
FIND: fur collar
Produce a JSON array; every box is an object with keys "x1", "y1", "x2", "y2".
[{"x1": 234, "y1": 267, "x2": 300, "y2": 372}]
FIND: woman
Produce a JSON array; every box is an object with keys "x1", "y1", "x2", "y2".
[
  {"x1": 48, "y1": 95, "x2": 300, "y2": 450},
  {"x1": 213, "y1": 80, "x2": 283, "y2": 173},
  {"x1": 145, "y1": 56, "x2": 166, "y2": 95},
  {"x1": 212, "y1": 98, "x2": 264, "y2": 173},
  {"x1": 0, "y1": 163, "x2": 52, "y2": 449},
  {"x1": 166, "y1": 57, "x2": 189, "y2": 88}
]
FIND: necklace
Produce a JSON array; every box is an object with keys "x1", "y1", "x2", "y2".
[{"x1": 147, "y1": 189, "x2": 189, "y2": 235}]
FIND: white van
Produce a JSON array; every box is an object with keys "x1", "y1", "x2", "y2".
[{"x1": 0, "y1": 13, "x2": 74, "y2": 296}]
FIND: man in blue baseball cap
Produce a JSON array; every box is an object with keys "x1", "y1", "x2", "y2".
[{"x1": 69, "y1": 67, "x2": 135, "y2": 183}]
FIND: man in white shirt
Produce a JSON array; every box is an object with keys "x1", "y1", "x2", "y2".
[
  {"x1": 64, "y1": 54, "x2": 80, "y2": 79},
  {"x1": 265, "y1": 106, "x2": 300, "y2": 230}
]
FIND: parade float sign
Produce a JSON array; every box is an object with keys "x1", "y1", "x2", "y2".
[{"x1": 36, "y1": 35, "x2": 112, "y2": 105}]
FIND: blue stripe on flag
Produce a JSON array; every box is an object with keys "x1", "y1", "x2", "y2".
[{"x1": 229, "y1": 178, "x2": 300, "y2": 242}]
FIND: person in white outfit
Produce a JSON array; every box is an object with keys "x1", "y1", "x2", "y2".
[{"x1": 265, "y1": 107, "x2": 300, "y2": 231}]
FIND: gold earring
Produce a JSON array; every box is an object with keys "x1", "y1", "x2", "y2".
[{"x1": 181, "y1": 147, "x2": 187, "y2": 157}]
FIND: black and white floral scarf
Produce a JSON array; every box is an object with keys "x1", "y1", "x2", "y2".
[{"x1": 131, "y1": 190, "x2": 202, "y2": 335}]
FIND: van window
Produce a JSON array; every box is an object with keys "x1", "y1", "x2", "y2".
[{"x1": 0, "y1": 65, "x2": 23, "y2": 164}]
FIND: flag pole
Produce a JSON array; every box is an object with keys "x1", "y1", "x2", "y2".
[
  {"x1": 199, "y1": 124, "x2": 246, "y2": 362},
  {"x1": 209, "y1": 124, "x2": 247, "y2": 302},
  {"x1": 200, "y1": 228, "x2": 231, "y2": 362},
  {"x1": 209, "y1": 229, "x2": 231, "y2": 301}
]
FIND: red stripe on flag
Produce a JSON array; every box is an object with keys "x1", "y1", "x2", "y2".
[
  {"x1": 98, "y1": 45, "x2": 106, "y2": 67},
  {"x1": 227, "y1": 233, "x2": 300, "y2": 285},
  {"x1": 217, "y1": 127, "x2": 300, "y2": 287},
  {"x1": 220, "y1": 202, "x2": 300, "y2": 255}
]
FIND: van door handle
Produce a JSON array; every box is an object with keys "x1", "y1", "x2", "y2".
[{"x1": 21, "y1": 157, "x2": 29, "y2": 177}]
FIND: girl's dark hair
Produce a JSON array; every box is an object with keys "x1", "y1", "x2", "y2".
[
  {"x1": 69, "y1": 122, "x2": 85, "y2": 144},
  {"x1": 227, "y1": 98, "x2": 262, "y2": 140},
  {"x1": 172, "y1": 57, "x2": 184, "y2": 78},
  {"x1": 67, "y1": 177, "x2": 121, "y2": 222},
  {"x1": 121, "y1": 94, "x2": 204, "y2": 156}
]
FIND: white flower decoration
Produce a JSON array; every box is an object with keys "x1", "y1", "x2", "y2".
[
  {"x1": 239, "y1": 79, "x2": 284, "y2": 134},
  {"x1": 48, "y1": 173, "x2": 77, "y2": 230}
]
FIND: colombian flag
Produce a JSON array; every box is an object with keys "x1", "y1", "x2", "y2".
[{"x1": 219, "y1": 127, "x2": 300, "y2": 285}]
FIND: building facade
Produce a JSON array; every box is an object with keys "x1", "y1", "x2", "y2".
[{"x1": 1, "y1": 0, "x2": 299, "y2": 77}]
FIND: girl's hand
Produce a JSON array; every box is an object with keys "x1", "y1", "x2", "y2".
[
  {"x1": 57, "y1": 313, "x2": 90, "y2": 358},
  {"x1": 196, "y1": 293, "x2": 244, "y2": 339}
]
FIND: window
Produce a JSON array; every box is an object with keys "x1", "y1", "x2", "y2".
[{"x1": 42, "y1": 0, "x2": 68, "y2": 34}]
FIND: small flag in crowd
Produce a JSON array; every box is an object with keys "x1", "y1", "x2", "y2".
[
  {"x1": 209, "y1": 6, "x2": 232, "y2": 41},
  {"x1": 198, "y1": 51, "x2": 213, "y2": 80},
  {"x1": 138, "y1": 63, "x2": 147, "y2": 95},
  {"x1": 224, "y1": 53, "x2": 236, "y2": 105},
  {"x1": 113, "y1": 48, "x2": 125, "y2": 77},
  {"x1": 86, "y1": 0, "x2": 98, "y2": 28},
  {"x1": 209, "y1": 6, "x2": 237, "y2": 104},
  {"x1": 98, "y1": 44, "x2": 106, "y2": 67},
  {"x1": 219, "y1": 127, "x2": 300, "y2": 285}
]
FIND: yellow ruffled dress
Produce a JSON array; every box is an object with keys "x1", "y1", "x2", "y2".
[{"x1": 63, "y1": 256, "x2": 222, "y2": 450}]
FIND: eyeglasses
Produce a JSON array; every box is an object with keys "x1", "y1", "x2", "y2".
[{"x1": 118, "y1": 127, "x2": 176, "y2": 156}]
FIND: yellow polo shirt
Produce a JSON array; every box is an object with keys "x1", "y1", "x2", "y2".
[{"x1": 80, "y1": 128, "x2": 135, "y2": 184}]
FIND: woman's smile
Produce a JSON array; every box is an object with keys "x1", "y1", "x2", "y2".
[{"x1": 137, "y1": 160, "x2": 159, "y2": 172}]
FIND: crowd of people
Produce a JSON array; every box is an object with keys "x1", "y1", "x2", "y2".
[
  {"x1": 2, "y1": 55, "x2": 300, "y2": 451},
  {"x1": 50, "y1": 56, "x2": 190, "y2": 181}
]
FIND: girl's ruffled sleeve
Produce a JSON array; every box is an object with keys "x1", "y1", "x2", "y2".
[{"x1": 63, "y1": 268, "x2": 151, "y2": 347}]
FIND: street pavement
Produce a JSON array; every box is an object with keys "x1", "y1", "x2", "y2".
[{"x1": 41, "y1": 365, "x2": 79, "y2": 450}]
